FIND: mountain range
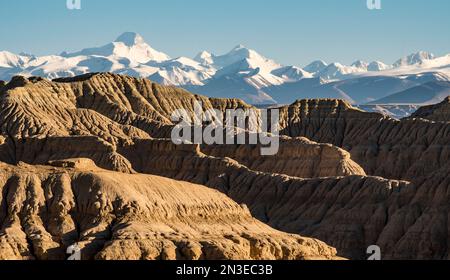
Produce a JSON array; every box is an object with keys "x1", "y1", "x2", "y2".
[
  {"x1": 1, "y1": 32, "x2": 450, "y2": 107},
  {"x1": 1, "y1": 72, "x2": 450, "y2": 260}
]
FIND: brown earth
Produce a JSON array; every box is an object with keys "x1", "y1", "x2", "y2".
[
  {"x1": 278, "y1": 99, "x2": 450, "y2": 181},
  {"x1": 0, "y1": 74, "x2": 362, "y2": 180},
  {"x1": 116, "y1": 139, "x2": 450, "y2": 260},
  {"x1": 0, "y1": 74, "x2": 345, "y2": 260},
  {"x1": 201, "y1": 137, "x2": 366, "y2": 178},
  {"x1": 410, "y1": 96, "x2": 450, "y2": 122},
  {"x1": 0, "y1": 161, "x2": 338, "y2": 260},
  {"x1": 0, "y1": 73, "x2": 449, "y2": 260}
]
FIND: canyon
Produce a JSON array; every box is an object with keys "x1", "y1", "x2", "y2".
[{"x1": 0, "y1": 72, "x2": 449, "y2": 260}]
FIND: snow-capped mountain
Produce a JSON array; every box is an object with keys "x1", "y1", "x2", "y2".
[
  {"x1": 62, "y1": 32, "x2": 170, "y2": 64},
  {"x1": 210, "y1": 48, "x2": 285, "y2": 88},
  {"x1": 0, "y1": 51, "x2": 33, "y2": 68},
  {"x1": 271, "y1": 66, "x2": 313, "y2": 82},
  {"x1": 316, "y1": 62, "x2": 365, "y2": 80},
  {"x1": 264, "y1": 74, "x2": 439, "y2": 105},
  {"x1": 369, "y1": 81, "x2": 450, "y2": 105},
  {"x1": 368, "y1": 61, "x2": 391, "y2": 72},
  {"x1": 393, "y1": 51, "x2": 435, "y2": 68},
  {"x1": 303, "y1": 60, "x2": 328, "y2": 74},
  {"x1": 1, "y1": 32, "x2": 450, "y2": 106},
  {"x1": 188, "y1": 44, "x2": 305, "y2": 103},
  {"x1": 351, "y1": 60, "x2": 369, "y2": 71},
  {"x1": 194, "y1": 51, "x2": 214, "y2": 65},
  {"x1": 199, "y1": 44, "x2": 289, "y2": 88},
  {"x1": 146, "y1": 57, "x2": 215, "y2": 86},
  {"x1": 197, "y1": 44, "x2": 281, "y2": 71},
  {"x1": 417, "y1": 54, "x2": 450, "y2": 69}
]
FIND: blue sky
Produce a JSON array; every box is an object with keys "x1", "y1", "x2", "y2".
[{"x1": 0, "y1": 0, "x2": 449, "y2": 66}]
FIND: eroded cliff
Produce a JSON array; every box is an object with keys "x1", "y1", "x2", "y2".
[
  {"x1": 117, "y1": 138, "x2": 450, "y2": 259},
  {"x1": 0, "y1": 73, "x2": 449, "y2": 260},
  {"x1": 278, "y1": 99, "x2": 450, "y2": 180},
  {"x1": 410, "y1": 96, "x2": 450, "y2": 122},
  {"x1": 0, "y1": 161, "x2": 338, "y2": 260}
]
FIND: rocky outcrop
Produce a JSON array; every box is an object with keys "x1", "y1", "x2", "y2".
[
  {"x1": 0, "y1": 75, "x2": 364, "y2": 179},
  {"x1": 0, "y1": 162, "x2": 338, "y2": 260},
  {"x1": 0, "y1": 74, "x2": 255, "y2": 140},
  {"x1": 0, "y1": 136, "x2": 134, "y2": 173},
  {"x1": 278, "y1": 99, "x2": 450, "y2": 180},
  {"x1": 47, "y1": 158, "x2": 100, "y2": 170},
  {"x1": 1, "y1": 73, "x2": 450, "y2": 260},
  {"x1": 0, "y1": 78, "x2": 151, "y2": 143},
  {"x1": 53, "y1": 73, "x2": 256, "y2": 136},
  {"x1": 201, "y1": 137, "x2": 366, "y2": 178},
  {"x1": 119, "y1": 139, "x2": 450, "y2": 260},
  {"x1": 409, "y1": 96, "x2": 450, "y2": 122},
  {"x1": 119, "y1": 138, "x2": 365, "y2": 181}
]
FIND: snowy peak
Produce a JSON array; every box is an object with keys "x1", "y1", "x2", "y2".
[
  {"x1": 303, "y1": 60, "x2": 328, "y2": 74},
  {"x1": 394, "y1": 51, "x2": 435, "y2": 67},
  {"x1": 316, "y1": 62, "x2": 361, "y2": 80},
  {"x1": 1, "y1": 34, "x2": 449, "y2": 106},
  {"x1": 209, "y1": 44, "x2": 281, "y2": 71},
  {"x1": 0, "y1": 51, "x2": 31, "y2": 68},
  {"x1": 194, "y1": 51, "x2": 213, "y2": 65},
  {"x1": 145, "y1": 56, "x2": 216, "y2": 86},
  {"x1": 352, "y1": 60, "x2": 392, "y2": 72},
  {"x1": 153, "y1": 56, "x2": 203, "y2": 69},
  {"x1": 225, "y1": 44, "x2": 266, "y2": 61},
  {"x1": 228, "y1": 44, "x2": 253, "y2": 57},
  {"x1": 208, "y1": 45, "x2": 289, "y2": 89},
  {"x1": 306, "y1": 59, "x2": 393, "y2": 80},
  {"x1": 63, "y1": 32, "x2": 170, "y2": 63},
  {"x1": 419, "y1": 54, "x2": 450, "y2": 69},
  {"x1": 232, "y1": 44, "x2": 246, "y2": 50},
  {"x1": 368, "y1": 61, "x2": 390, "y2": 71},
  {"x1": 215, "y1": 58, "x2": 260, "y2": 78},
  {"x1": 351, "y1": 60, "x2": 369, "y2": 70},
  {"x1": 271, "y1": 66, "x2": 313, "y2": 82},
  {"x1": 115, "y1": 32, "x2": 146, "y2": 47},
  {"x1": 110, "y1": 32, "x2": 171, "y2": 63}
]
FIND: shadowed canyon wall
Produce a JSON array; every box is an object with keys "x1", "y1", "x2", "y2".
[
  {"x1": 0, "y1": 73, "x2": 449, "y2": 259},
  {"x1": 278, "y1": 99, "x2": 450, "y2": 181}
]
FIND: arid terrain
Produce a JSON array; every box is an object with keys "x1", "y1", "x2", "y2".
[{"x1": 0, "y1": 73, "x2": 449, "y2": 260}]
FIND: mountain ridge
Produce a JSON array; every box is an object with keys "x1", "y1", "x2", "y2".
[
  {"x1": 1, "y1": 33, "x2": 450, "y2": 105},
  {"x1": 1, "y1": 72, "x2": 450, "y2": 259}
]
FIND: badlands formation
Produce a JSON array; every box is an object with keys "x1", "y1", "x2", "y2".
[
  {"x1": 410, "y1": 96, "x2": 450, "y2": 122},
  {"x1": 0, "y1": 161, "x2": 337, "y2": 260},
  {"x1": 0, "y1": 73, "x2": 449, "y2": 260}
]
